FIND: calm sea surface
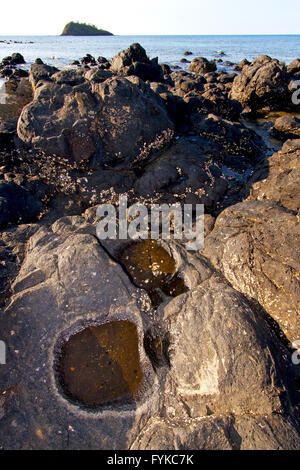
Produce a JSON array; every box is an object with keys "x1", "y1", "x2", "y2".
[{"x1": 0, "y1": 35, "x2": 299, "y2": 69}]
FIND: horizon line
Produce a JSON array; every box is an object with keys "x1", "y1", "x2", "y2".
[{"x1": 0, "y1": 33, "x2": 300, "y2": 37}]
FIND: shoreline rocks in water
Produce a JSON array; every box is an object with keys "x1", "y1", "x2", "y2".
[{"x1": 0, "y1": 44, "x2": 300, "y2": 450}]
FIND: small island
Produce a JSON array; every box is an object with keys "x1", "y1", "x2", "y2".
[{"x1": 61, "y1": 22, "x2": 113, "y2": 36}]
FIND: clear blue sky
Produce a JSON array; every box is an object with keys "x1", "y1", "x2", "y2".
[{"x1": 1, "y1": 0, "x2": 300, "y2": 35}]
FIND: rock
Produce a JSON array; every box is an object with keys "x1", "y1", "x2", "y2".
[
  {"x1": 11, "y1": 68, "x2": 29, "y2": 79},
  {"x1": 0, "y1": 119, "x2": 18, "y2": 149},
  {"x1": 287, "y1": 59, "x2": 300, "y2": 76},
  {"x1": 217, "y1": 71, "x2": 237, "y2": 84},
  {"x1": 239, "y1": 58, "x2": 250, "y2": 68},
  {"x1": 0, "y1": 217, "x2": 157, "y2": 449},
  {"x1": 11, "y1": 53, "x2": 25, "y2": 65},
  {"x1": 0, "y1": 67, "x2": 13, "y2": 78},
  {"x1": 0, "y1": 221, "x2": 299, "y2": 449},
  {"x1": 0, "y1": 223, "x2": 39, "y2": 307},
  {"x1": 0, "y1": 180, "x2": 46, "y2": 228},
  {"x1": 97, "y1": 56, "x2": 108, "y2": 64},
  {"x1": 160, "y1": 63, "x2": 171, "y2": 75},
  {"x1": 17, "y1": 75, "x2": 173, "y2": 166},
  {"x1": 247, "y1": 138, "x2": 300, "y2": 211},
  {"x1": 189, "y1": 57, "x2": 217, "y2": 75},
  {"x1": 81, "y1": 54, "x2": 97, "y2": 66},
  {"x1": 180, "y1": 58, "x2": 190, "y2": 64},
  {"x1": 35, "y1": 58, "x2": 44, "y2": 65},
  {"x1": 184, "y1": 51, "x2": 193, "y2": 56},
  {"x1": 29, "y1": 63, "x2": 59, "y2": 87},
  {"x1": 230, "y1": 55, "x2": 289, "y2": 112},
  {"x1": 202, "y1": 200, "x2": 300, "y2": 342},
  {"x1": 51, "y1": 68, "x2": 86, "y2": 86},
  {"x1": 186, "y1": 88, "x2": 242, "y2": 122},
  {"x1": 1, "y1": 53, "x2": 25, "y2": 67},
  {"x1": 159, "y1": 270, "x2": 298, "y2": 417},
  {"x1": 132, "y1": 415, "x2": 300, "y2": 450},
  {"x1": 71, "y1": 60, "x2": 80, "y2": 66},
  {"x1": 270, "y1": 115, "x2": 300, "y2": 140},
  {"x1": 110, "y1": 43, "x2": 164, "y2": 83},
  {"x1": 190, "y1": 113, "x2": 262, "y2": 162},
  {"x1": 133, "y1": 135, "x2": 228, "y2": 211}
]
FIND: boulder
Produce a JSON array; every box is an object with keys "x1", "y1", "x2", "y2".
[
  {"x1": 0, "y1": 221, "x2": 299, "y2": 449},
  {"x1": 189, "y1": 113, "x2": 262, "y2": 163},
  {"x1": 247, "y1": 138, "x2": 300, "y2": 211},
  {"x1": 81, "y1": 54, "x2": 97, "y2": 66},
  {"x1": 202, "y1": 200, "x2": 300, "y2": 342},
  {"x1": 230, "y1": 55, "x2": 289, "y2": 111},
  {"x1": 287, "y1": 59, "x2": 300, "y2": 76},
  {"x1": 17, "y1": 74, "x2": 173, "y2": 166},
  {"x1": 110, "y1": 43, "x2": 164, "y2": 83},
  {"x1": 0, "y1": 217, "x2": 157, "y2": 449},
  {"x1": 0, "y1": 180, "x2": 46, "y2": 228},
  {"x1": 270, "y1": 115, "x2": 300, "y2": 140},
  {"x1": 189, "y1": 57, "x2": 217, "y2": 75},
  {"x1": 0, "y1": 223, "x2": 39, "y2": 307},
  {"x1": 29, "y1": 63, "x2": 59, "y2": 87},
  {"x1": 133, "y1": 135, "x2": 228, "y2": 210}
]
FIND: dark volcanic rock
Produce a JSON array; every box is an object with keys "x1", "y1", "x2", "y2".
[
  {"x1": 202, "y1": 200, "x2": 300, "y2": 342},
  {"x1": 29, "y1": 63, "x2": 59, "y2": 87},
  {"x1": 0, "y1": 220, "x2": 299, "y2": 449},
  {"x1": 0, "y1": 180, "x2": 46, "y2": 228},
  {"x1": 189, "y1": 57, "x2": 217, "y2": 75},
  {"x1": 247, "y1": 138, "x2": 300, "y2": 211},
  {"x1": 133, "y1": 136, "x2": 228, "y2": 211},
  {"x1": 287, "y1": 59, "x2": 300, "y2": 76},
  {"x1": 230, "y1": 55, "x2": 290, "y2": 112},
  {"x1": 110, "y1": 43, "x2": 164, "y2": 83},
  {"x1": 270, "y1": 115, "x2": 300, "y2": 140},
  {"x1": 81, "y1": 54, "x2": 97, "y2": 66},
  {"x1": 17, "y1": 74, "x2": 173, "y2": 166},
  {"x1": 190, "y1": 113, "x2": 262, "y2": 161}
]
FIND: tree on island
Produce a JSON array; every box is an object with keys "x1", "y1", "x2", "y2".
[{"x1": 61, "y1": 22, "x2": 113, "y2": 36}]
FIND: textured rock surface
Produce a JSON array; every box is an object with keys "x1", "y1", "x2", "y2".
[
  {"x1": 17, "y1": 72, "x2": 173, "y2": 166},
  {"x1": 247, "y1": 139, "x2": 300, "y2": 211},
  {"x1": 230, "y1": 55, "x2": 289, "y2": 111},
  {"x1": 0, "y1": 225, "x2": 299, "y2": 449},
  {"x1": 189, "y1": 57, "x2": 217, "y2": 75},
  {"x1": 110, "y1": 43, "x2": 164, "y2": 83},
  {"x1": 202, "y1": 201, "x2": 300, "y2": 342},
  {"x1": 270, "y1": 115, "x2": 300, "y2": 140}
]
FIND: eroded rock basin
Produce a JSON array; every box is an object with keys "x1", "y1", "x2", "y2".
[
  {"x1": 56, "y1": 321, "x2": 143, "y2": 409},
  {"x1": 117, "y1": 240, "x2": 187, "y2": 305}
]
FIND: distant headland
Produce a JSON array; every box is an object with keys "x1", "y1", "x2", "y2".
[{"x1": 61, "y1": 22, "x2": 113, "y2": 36}]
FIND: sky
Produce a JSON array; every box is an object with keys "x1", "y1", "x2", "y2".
[{"x1": 0, "y1": 0, "x2": 299, "y2": 35}]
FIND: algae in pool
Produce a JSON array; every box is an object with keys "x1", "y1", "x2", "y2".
[
  {"x1": 118, "y1": 240, "x2": 187, "y2": 305},
  {"x1": 58, "y1": 321, "x2": 143, "y2": 408}
]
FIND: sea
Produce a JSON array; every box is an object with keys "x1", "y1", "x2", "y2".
[{"x1": 0, "y1": 35, "x2": 299, "y2": 69}]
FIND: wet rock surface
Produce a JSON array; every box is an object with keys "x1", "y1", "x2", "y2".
[{"x1": 0, "y1": 44, "x2": 300, "y2": 449}]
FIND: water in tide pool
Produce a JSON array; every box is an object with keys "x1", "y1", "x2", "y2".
[{"x1": 0, "y1": 35, "x2": 299, "y2": 70}]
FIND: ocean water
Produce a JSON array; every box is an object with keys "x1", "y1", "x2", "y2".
[{"x1": 0, "y1": 35, "x2": 299, "y2": 69}]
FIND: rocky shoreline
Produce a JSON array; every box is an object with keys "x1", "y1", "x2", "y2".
[{"x1": 0, "y1": 43, "x2": 300, "y2": 450}]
